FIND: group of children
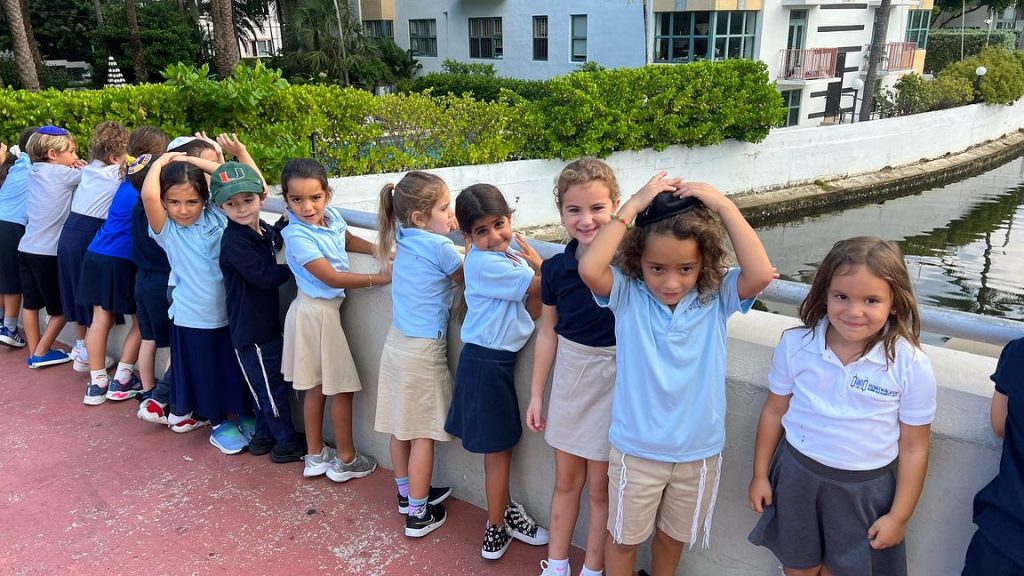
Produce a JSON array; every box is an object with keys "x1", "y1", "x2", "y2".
[{"x1": 0, "y1": 122, "x2": 1017, "y2": 576}]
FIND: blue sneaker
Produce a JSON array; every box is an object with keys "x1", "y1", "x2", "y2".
[
  {"x1": 236, "y1": 415, "x2": 257, "y2": 442},
  {"x1": 83, "y1": 382, "x2": 108, "y2": 406},
  {"x1": 27, "y1": 349, "x2": 72, "y2": 369},
  {"x1": 209, "y1": 422, "x2": 249, "y2": 455},
  {"x1": 106, "y1": 374, "x2": 143, "y2": 401},
  {"x1": 0, "y1": 326, "x2": 26, "y2": 348}
]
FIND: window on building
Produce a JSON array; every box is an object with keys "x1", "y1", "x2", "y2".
[
  {"x1": 533, "y1": 16, "x2": 548, "y2": 61},
  {"x1": 654, "y1": 11, "x2": 757, "y2": 63},
  {"x1": 469, "y1": 17, "x2": 502, "y2": 59},
  {"x1": 781, "y1": 89, "x2": 801, "y2": 127},
  {"x1": 571, "y1": 14, "x2": 587, "y2": 62},
  {"x1": 905, "y1": 10, "x2": 930, "y2": 49},
  {"x1": 363, "y1": 20, "x2": 394, "y2": 39},
  {"x1": 410, "y1": 19, "x2": 437, "y2": 57},
  {"x1": 251, "y1": 39, "x2": 275, "y2": 57}
]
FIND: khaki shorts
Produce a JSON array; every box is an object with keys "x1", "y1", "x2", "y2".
[
  {"x1": 607, "y1": 446, "x2": 723, "y2": 547},
  {"x1": 282, "y1": 292, "x2": 362, "y2": 395}
]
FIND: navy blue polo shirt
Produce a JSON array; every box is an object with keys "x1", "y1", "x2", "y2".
[
  {"x1": 973, "y1": 337, "x2": 1024, "y2": 568},
  {"x1": 219, "y1": 218, "x2": 292, "y2": 349},
  {"x1": 540, "y1": 238, "x2": 615, "y2": 348},
  {"x1": 131, "y1": 197, "x2": 171, "y2": 273}
]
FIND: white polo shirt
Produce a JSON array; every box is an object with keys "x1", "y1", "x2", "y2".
[{"x1": 771, "y1": 318, "x2": 937, "y2": 471}]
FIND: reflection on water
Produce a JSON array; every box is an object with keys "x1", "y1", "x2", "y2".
[{"x1": 756, "y1": 154, "x2": 1024, "y2": 321}]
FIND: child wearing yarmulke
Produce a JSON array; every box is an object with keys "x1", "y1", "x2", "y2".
[{"x1": 578, "y1": 175, "x2": 774, "y2": 576}]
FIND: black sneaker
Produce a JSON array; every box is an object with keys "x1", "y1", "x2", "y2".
[
  {"x1": 504, "y1": 501, "x2": 550, "y2": 545},
  {"x1": 249, "y1": 436, "x2": 276, "y2": 456},
  {"x1": 405, "y1": 503, "x2": 447, "y2": 538},
  {"x1": 397, "y1": 485, "x2": 453, "y2": 514},
  {"x1": 270, "y1": 442, "x2": 305, "y2": 463},
  {"x1": 481, "y1": 522, "x2": 511, "y2": 560}
]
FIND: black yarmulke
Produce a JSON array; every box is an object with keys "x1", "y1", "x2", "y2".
[{"x1": 634, "y1": 193, "x2": 703, "y2": 227}]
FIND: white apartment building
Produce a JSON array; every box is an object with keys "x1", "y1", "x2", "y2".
[{"x1": 354, "y1": 0, "x2": 935, "y2": 127}]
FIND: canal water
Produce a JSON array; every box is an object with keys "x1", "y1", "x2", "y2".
[{"x1": 754, "y1": 153, "x2": 1024, "y2": 324}]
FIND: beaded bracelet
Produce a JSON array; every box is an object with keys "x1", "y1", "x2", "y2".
[{"x1": 611, "y1": 214, "x2": 633, "y2": 229}]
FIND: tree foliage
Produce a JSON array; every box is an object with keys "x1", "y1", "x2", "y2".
[
  {"x1": 93, "y1": 0, "x2": 201, "y2": 86},
  {"x1": 924, "y1": 30, "x2": 1017, "y2": 73}
]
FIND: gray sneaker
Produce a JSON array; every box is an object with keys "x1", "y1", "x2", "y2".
[
  {"x1": 303, "y1": 446, "x2": 336, "y2": 478},
  {"x1": 326, "y1": 452, "x2": 377, "y2": 483}
]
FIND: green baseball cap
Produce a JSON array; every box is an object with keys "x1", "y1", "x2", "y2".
[{"x1": 211, "y1": 161, "x2": 264, "y2": 206}]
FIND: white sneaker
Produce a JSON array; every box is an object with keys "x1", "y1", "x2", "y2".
[
  {"x1": 303, "y1": 446, "x2": 336, "y2": 478},
  {"x1": 72, "y1": 349, "x2": 115, "y2": 372},
  {"x1": 539, "y1": 560, "x2": 572, "y2": 576}
]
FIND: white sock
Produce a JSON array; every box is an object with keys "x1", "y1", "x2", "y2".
[
  {"x1": 114, "y1": 362, "x2": 135, "y2": 383},
  {"x1": 90, "y1": 369, "x2": 109, "y2": 387},
  {"x1": 580, "y1": 566, "x2": 603, "y2": 576},
  {"x1": 546, "y1": 558, "x2": 569, "y2": 574}
]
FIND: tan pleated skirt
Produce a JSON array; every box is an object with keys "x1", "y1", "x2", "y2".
[
  {"x1": 282, "y1": 292, "x2": 361, "y2": 395},
  {"x1": 544, "y1": 335, "x2": 616, "y2": 461},
  {"x1": 374, "y1": 326, "x2": 454, "y2": 441}
]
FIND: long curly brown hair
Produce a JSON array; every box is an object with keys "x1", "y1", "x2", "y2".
[
  {"x1": 798, "y1": 236, "x2": 921, "y2": 364},
  {"x1": 614, "y1": 205, "x2": 729, "y2": 300}
]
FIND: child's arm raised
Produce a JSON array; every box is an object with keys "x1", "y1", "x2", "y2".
[
  {"x1": 868, "y1": 422, "x2": 930, "y2": 549},
  {"x1": 141, "y1": 152, "x2": 185, "y2": 235},
  {"x1": 579, "y1": 172, "x2": 682, "y2": 298},
  {"x1": 749, "y1": 392, "x2": 791, "y2": 512},
  {"x1": 526, "y1": 304, "x2": 558, "y2": 432},
  {"x1": 675, "y1": 182, "x2": 773, "y2": 300},
  {"x1": 178, "y1": 154, "x2": 222, "y2": 175},
  {"x1": 217, "y1": 133, "x2": 269, "y2": 195}
]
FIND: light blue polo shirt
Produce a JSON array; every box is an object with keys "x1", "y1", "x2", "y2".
[
  {"x1": 596, "y1": 266, "x2": 753, "y2": 463},
  {"x1": 282, "y1": 206, "x2": 349, "y2": 300},
  {"x1": 0, "y1": 155, "x2": 31, "y2": 225},
  {"x1": 149, "y1": 207, "x2": 228, "y2": 329},
  {"x1": 461, "y1": 247, "x2": 535, "y2": 352},
  {"x1": 392, "y1": 227, "x2": 462, "y2": 339}
]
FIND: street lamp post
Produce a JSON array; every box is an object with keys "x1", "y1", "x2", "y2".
[
  {"x1": 852, "y1": 78, "x2": 865, "y2": 123},
  {"x1": 975, "y1": 66, "x2": 988, "y2": 103}
]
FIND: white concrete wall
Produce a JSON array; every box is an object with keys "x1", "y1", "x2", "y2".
[
  {"x1": 393, "y1": 0, "x2": 646, "y2": 78},
  {"x1": 320, "y1": 99, "x2": 1024, "y2": 229},
  {"x1": 330, "y1": 253, "x2": 998, "y2": 576}
]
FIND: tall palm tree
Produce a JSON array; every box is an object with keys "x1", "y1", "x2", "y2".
[
  {"x1": 125, "y1": 0, "x2": 148, "y2": 82},
  {"x1": 1, "y1": 0, "x2": 40, "y2": 90},
  {"x1": 17, "y1": 0, "x2": 45, "y2": 82},
  {"x1": 210, "y1": 0, "x2": 241, "y2": 78},
  {"x1": 860, "y1": 0, "x2": 893, "y2": 122}
]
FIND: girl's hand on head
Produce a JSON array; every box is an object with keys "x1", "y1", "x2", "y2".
[
  {"x1": 216, "y1": 133, "x2": 247, "y2": 158},
  {"x1": 525, "y1": 396, "x2": 546, "y2": 432},
  {"x1": 867, "y1": 514, "x2": 908, "y2": 549},
  {"x1": 631, "y1": 171, "x2": 683, "y2": 210},
  {"x1": 748, "y1": 476, "x2": 773, "y2": 513},
  {"x1": 675, "y1": 182, "x2": 731, "y2": 213},
  {"x1": 513, "y1": 232, "x2": 543, "y2": 272},
  {"x1": 195, "y1": 131, "x2": 225, "y2": 162},
  {"x1": 157, "y1": 152, "x2": 187, "y2": 167}
]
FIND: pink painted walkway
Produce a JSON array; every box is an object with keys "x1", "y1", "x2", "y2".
[{"x1": 0, "y1": 344, "x2": 584, "y2": 575}]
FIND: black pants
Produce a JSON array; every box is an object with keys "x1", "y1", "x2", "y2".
[{"x1": 235, "y1": 337, "x2": 299, "y2": 450}]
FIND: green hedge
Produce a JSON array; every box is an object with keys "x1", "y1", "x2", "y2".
[
  {"x1": 924, "y1": 30, "x2": 1017, "y2": 74},
  {"x1": 0, "y1": 60, "x2": 783, "y2": 179},
  {"x1": 405, "y1": 72, "x2": 553, "y2": 102}
]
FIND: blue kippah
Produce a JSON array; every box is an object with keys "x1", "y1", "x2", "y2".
[{"x1": 37, "y1": 125, "x2": 70, "y2": 136}]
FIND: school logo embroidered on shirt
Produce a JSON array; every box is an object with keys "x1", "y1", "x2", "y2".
[{"x1": 850, "y1": 375, "x2": 899, "y2": 397}]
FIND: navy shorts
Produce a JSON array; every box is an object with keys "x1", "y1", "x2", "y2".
[
  {"x1": 445, "y1": 343, "x2": 522, "y2": 454},
  {"x1": 18, "y1": 252, "x2": 62, "y2": 315},
  {"x1": 0, "y1": 220, "x2": 25, "y2": 294},
  {"x1": 76, "y1": 251, "x2": 136, "y2": 316},
  {"x1": 57, "y1": 212, "x2": 104, "y2": 326},
  {"x1": 135, "y1": 268, "x2": 171, "y2": 347},
  {"x1": 963, "y1": 529, "x2": 1023, "y2": 576}
]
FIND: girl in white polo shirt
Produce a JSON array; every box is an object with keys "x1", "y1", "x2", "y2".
[{"x1": 748, "y1": 236, "x2": 937, "y2": 576}]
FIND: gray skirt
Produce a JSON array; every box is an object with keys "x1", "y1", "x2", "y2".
[
  {"x1": 748, "y1": 440, "x2": 906, "y2": 576},
  {"x1": 543, "y1": 336, "x2": 615, "y2": 461}
]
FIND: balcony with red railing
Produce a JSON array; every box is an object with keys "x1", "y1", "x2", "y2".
[
  {"x1": 778, "y1": 48, "x2": 838, "y2": 81},
  {"x1": 884, "y1": 41, "x2": 917, "y2": 71}
]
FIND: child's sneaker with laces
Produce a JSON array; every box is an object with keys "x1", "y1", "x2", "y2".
[
  {"x1": 303, "y1": 446, "x2": 336, "y2": 477},
  {"x1": 481, "y1": 522, "x2": 512, "y2": 560},
  {"x1": 83, "y1": 382, "x2": 108, "y2": 406},
  {"x1": 505, "y1": 501, "x2": 550, "y2": 545},
  {"x1": 397, "y1": 485, "x2": 452, "y2": 515},
  {"x1": 271, "y1": 442, "x2": 305, "y2": 464},
  {"x1": 138, "y1": 396, "x2": 169, "y2": 425},
  {"x1": 72, "y1": 347, "x2": 115, "y2": 373},
  {"x1": 539, "y1": 560, "x2": 571, "y2": 576},
  {"x1": 326, "y1": 452, "x2": 377, "y2": 483},
  {"x1": 209, "y1": 422, "x2": 249, "y2": 455},
  {"x1": 0, "y1": 326, "x2": 26, "y2": 348},
  {"x1": 106, "y1": 374, "x2": 143, "y2": 401},
  {"x1": 167, "y1": 412, "x2": 209, "y2": 434},
  {"x1": 248, "y1": 436, "x2": 275, "y2": 456},
  {"x1": 405, "y1": 502, "x2": 447, "y2": 538}
]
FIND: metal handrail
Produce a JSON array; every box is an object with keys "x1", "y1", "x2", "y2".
[{"x1": 266, "y1": 203, "x2": 1023, "y2": 346}]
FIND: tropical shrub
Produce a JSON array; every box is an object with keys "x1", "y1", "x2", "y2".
[{"x1": 924, "y1": 30, "x2": 1017, "y2": 74}]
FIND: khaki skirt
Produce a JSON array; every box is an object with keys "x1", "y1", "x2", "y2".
[
  {"x1": 544, "y1": 335, "x2": 616, "y2": 461},
  {"x1": 282, "y1": 292, "x2": 361, "y2": 395},
  {"x1": 374, "y1": 326, "x2": 454, "y2": 442}
]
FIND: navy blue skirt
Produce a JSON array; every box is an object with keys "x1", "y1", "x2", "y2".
[
  {"x1": 76, "y1": 251, "x2": 137, "y2": 315},
  {"x1": 0, "y1": 220, "x2": 25, "y2": 294},
  {"x1": 445, "y1": 343, "x2": 522, "y2": 454},
  {"x1": 169, "y1": 323, "x2": 249, "y2": 424},
  {"x1": 57, "y1": 212, "x2": 104, "y2": 326}
]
